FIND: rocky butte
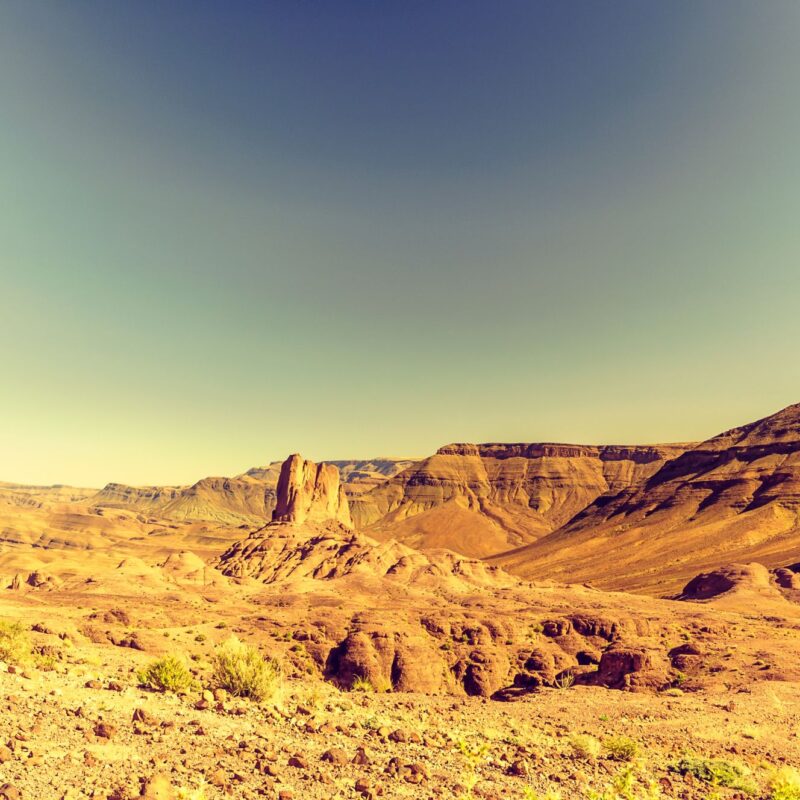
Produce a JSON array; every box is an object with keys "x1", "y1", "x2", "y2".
[{"x1": 270, "y1": 453, "x2": 352, "y2": 527}]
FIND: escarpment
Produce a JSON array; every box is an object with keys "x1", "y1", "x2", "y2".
[{"x1": 350, "y1": 441, "x2": 689, "y2": 557}]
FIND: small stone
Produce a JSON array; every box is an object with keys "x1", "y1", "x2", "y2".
[
  {"x1": 94, "y1": 722, "x2": 117, "y2": 739},
  {"x1": 288, "y1": 754, "x2": 308, "y2": 769},
  {"x1": 132, "y1": 708, "x2": 158, "y2": 726},
  {"x1": 388, "y1": 728, "x2": 420, "y2": 743},
  {"x1": 508, "y1": 760, "x2": 528, "y2": 777},
  {"x1": 320, "y1": 748, "x2": 348, "y2": 765},
  {"x1": 206, "y1": 769, "x2": 225, "y2": 788},
  {"x1": 140, "y1": 773, "x2": 175, "y2": 800}
]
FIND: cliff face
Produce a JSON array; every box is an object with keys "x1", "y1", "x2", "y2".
[
  {"x1": 493, "y1": 404, "x2": 800, "y2": 594},
  {"x1": 272, "y1": 454, "x2": 352, "y2": 528},
  {"x1": 350, "y1": 442, "x2": 689, "y2": 558}
]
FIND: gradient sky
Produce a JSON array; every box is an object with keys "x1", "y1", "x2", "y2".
[{"x1": 2, "y1": 2, "x2": 799, "y2": 487}]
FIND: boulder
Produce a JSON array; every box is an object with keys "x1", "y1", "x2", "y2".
[{"x1": 586, "y1": 644, "x2": 669, "y2": 691}]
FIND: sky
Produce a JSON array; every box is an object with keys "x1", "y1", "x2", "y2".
[{"x1": 2, "y1": 1, "x2": 800, "y2": 487}]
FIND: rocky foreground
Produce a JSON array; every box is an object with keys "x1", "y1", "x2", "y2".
[{"x1": 1, "y1": 634, "x2": 799, "y2": 800}]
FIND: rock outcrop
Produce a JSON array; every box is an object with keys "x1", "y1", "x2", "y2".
[
  {"x1": 217, "y1": 453, "x2": 515, "y2": 591},
  {"x1": 675, "y1": 561, "x2": 800, "y2": 614},
  {"x1": 271, "y1": 454, "x2": 352, "y2": 527},
  {"x1": 678, "y1": 563, "x2": 775, "y2": 601},
  {"x1": 216, "y1": 524, "x2": 512, "y2": 589}
]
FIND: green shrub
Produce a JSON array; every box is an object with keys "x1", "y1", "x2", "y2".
[
  {"x1": 570, "y1": 733, "x2": 602, "y2": 760},
  {"x1": 137, "y1": 654, "x2": 194, "y2": 693},
  {"x1": 456, "y1": 739, "x2": 490, "y2": 799},
  {"x1": 670, "y1": 756, "x2": 755, "y2": 793},
  {"x1": 587, "y1": 765, "x2": 662, "y2": 800},
  {"x1": 603, "y1": 736, "x2": 639, "y2": 762},
  {"x1": 0, "y1": 621, "x2": 31, "y2": 665},
  {"x1": 350, "y1": 675, "x2": 374, "y2": 692},
  {"x1": 211, "y1": 636, "x2": 281, "y2": 703},
  {"x1": 554, "y1": 671, "x2": 575, "y2": 690},
  {"x1": 770, "y1": 766, "x2": 800, "y2": 800}
]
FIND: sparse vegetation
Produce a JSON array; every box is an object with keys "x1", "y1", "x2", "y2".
[
  {"x1": 0, "y1": 620, "x2": 32, "y2": 665},
  {"x1": 570, "y1": 733, "x2": 602, "y2": 760},
  {"x1": 456, "y1": 738, "x2": 490, "y2": 799},
  {"x1": 177, "y1": 778, "x2": 208, "y2": 800},
  {"x1": 350, "y1": 675, "x2": 375, "y2": 692},
  {"x1": 587, "y1": 765, "x2": 662, "y2": 800},
  {"x1": 670, "y1": 756, "x2": 756, "y2": 793},
  {"x1": 211, "y1": 636, "x2": 281, "y2": 703},
  {"x1": 524, "y1": 789, "x2": 562, "y2": 800},
  {"x1": 769, "y1": 766, "x2": 800, "y2": 800},
  {"x1": 671, "y1": 670, "x2": 687, "y2": 687},
  {"x1": 603, "y1": 736, "x2": 640, "y2": 762},
  {"x1": 137, "y1": 654, "x2": 194, "y2": 693},
  {"x1": 554, "y1": 671, "x2": 575, "y2": 690}
]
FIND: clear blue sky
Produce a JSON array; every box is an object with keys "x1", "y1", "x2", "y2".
[{"x1": 2, "y1": 2, "x2": 799, "y2": 486}]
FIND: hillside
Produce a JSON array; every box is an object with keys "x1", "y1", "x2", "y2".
[
  {"x1": 350, "y1": 442, "x2": 689, "y2": 558},
  {"x1": 493, "y1": 404, "x2": 800, "y2": 594}
]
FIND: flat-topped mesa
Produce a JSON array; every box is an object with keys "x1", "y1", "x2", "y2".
[
  {"x1": 436, "y1": 442, "x2": 690, "y2": 464},
  {"x1": 271, "y1": 454, "x2": 352, "y2": 527}
]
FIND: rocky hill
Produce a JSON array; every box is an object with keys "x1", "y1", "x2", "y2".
[
  {"x1": 217, "y1": 454, "x2": 509, "y2": 592},
  {"x1": 493, "y1": 404, "x2": 800, "y2": 593},
  {"x1": 350, "y1": 442, "x2": 689, "y2": 557}
]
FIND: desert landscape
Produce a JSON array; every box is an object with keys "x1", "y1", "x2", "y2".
[
  {"x1": 1, "y1": 405, "x2": 800, "y2": 798},
  {"x1": 3, "y1": 3, "x2": 800, "y2": 798}
]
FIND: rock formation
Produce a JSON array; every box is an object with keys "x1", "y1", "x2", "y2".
[
  {"x1": 217, "y1": 454, "x2": 512, "y2": 590},
  {"x1": 675, "y1": 561, "x2": 800, "y2": 614},
  {"x1": 271, "y1": 454, "x2": 352, "y2": 527},
  {"x1": 216, "y1": 524, "x2": 512, "y2": 589}
]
